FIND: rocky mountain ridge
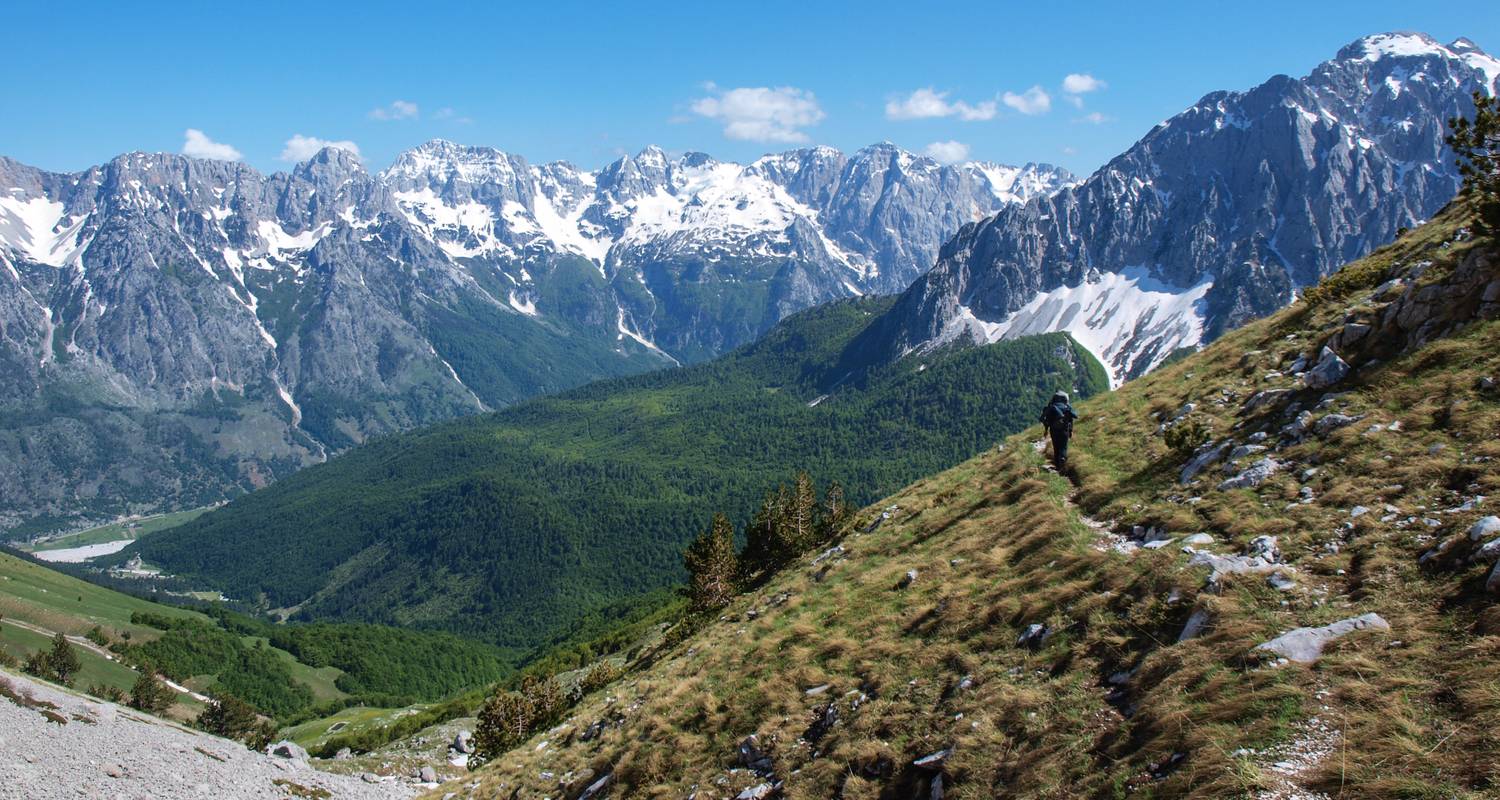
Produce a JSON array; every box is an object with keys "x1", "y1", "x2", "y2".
[
  {"x1": 0, "y1": 142, "x2": 1070, "y2": 532},
  {"x1": 850, "y1": 32, "x2": 1500, "y2": 386}
]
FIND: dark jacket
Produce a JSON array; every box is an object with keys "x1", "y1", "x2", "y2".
[{"x1": 1040, "y1": 395, "x2": 1078, "y2": 436}]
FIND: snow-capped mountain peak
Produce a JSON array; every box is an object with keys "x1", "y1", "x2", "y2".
[{"x1": 850, "y1": 31, "x2": 1497, "y2": 387}]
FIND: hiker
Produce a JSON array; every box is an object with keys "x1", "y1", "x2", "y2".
[{"x1": 1039, "y1": 391, "x2": 1078, "y2": 469}]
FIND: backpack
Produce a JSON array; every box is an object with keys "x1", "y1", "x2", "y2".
[{"x1": 1042, "y1": 402, "x2": 1074, "y2": 435}]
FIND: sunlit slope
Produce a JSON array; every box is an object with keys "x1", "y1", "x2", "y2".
[
  {"x1": 133, "y1": 296, "x2": 1107, "y2": 651},
  {"x1": 454, "y1": 202, "x2": 1500, "y2": 799}
]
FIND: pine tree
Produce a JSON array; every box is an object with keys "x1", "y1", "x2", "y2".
[
  {"x1": 46, "y1": 633, "x2": 80, "y2": 686},
  {"x1": 1447, "y1": 90, "x2": 1500, "y2": 230},
  {"x1": 786, "y1": 472, "x2": 819, "y2": 553},
  {"x1": 22, "y1": 650, "x2": 54, "y2": 681},
  {"x1": 196, "y1": 694, "x2": 261, "y2": 743},
  {"x1": 129, "y1": 668, "x2": 173, "y2": 715},
  {"x1": 741, "y1": 487, "x2": 787, "y2": 577},
  {"x1": 821, "y1": 481, "x2": 852, "y2": 540},
  {"x1": 683, "y1": 513, "x2": 738, "y2": 613}
]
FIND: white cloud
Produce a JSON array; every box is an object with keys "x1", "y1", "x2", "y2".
[
  {"x1": 368, "y1": 100, "x2": 419, "y2": 121},
  {"x1": 1062, "y1": 73, "x2": 1107, "y2": 95},
  {"x1": 1002, "y1": 86, "x2": 1052, "y2": 116},
  {"x1": 181, "y1": 129, "x2": 242, "y2": 161},
  {"x1": 1077, "y1": 111, "x2": 1112, "y2": 125},
  {"x1": 691, "y1": 84, "x2": 825, "y2": 143},
  {"x1": 280, "y1": 134, "x2": 361, "y2": 162},
  {"x1": 434, "y1": 107, "x2": 473, "y2": 124},
  {"x1": 922, "y1": 140, "x2": 971, "y2": 164},
  {"x1": 885, "y1": 88, "x2": 997, "y2": 121}
]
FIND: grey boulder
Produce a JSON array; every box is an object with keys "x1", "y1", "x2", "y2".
[{"x1": 1255, "y1": 613, "x2": 1390, "y2": 663}]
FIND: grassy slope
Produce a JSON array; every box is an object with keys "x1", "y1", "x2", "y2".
[
  {"x1": 0, "y1": 550, "x2": 350, "y2": 717},
  {"x1": 0, "y1": 551, "x2": 211, "y2": 716},
  {"x1": 453, "y1": 204, "x2": 1500, "y2": 799},
  {"x1": 133, "y1": 296, "x2": 1108, "y2": 649}
]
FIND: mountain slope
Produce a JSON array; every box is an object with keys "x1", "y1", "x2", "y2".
[
  {"x1": 128, "y1": 304, "x2": 1106, "y2": 649},
  {"x1": 451, "y1": 201, "x2": 1500, "y2": 798},
  {"x1": 0, "y1": 144, "x2": 1069, "y2": 534},
  {"x1": 851, "y1": 32, "x2": 1500, "y2": 386}
]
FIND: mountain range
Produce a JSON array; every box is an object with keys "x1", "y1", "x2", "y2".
[
  {"x1": 845, "y1": 32, "x2": 1500, "y2": 385},
  {"x1": 0, "y1": 142, "x2": 1071, "y2": 533},
  {"x1": 2, "y1": 31, "x2": 1493, "y2": 537}
]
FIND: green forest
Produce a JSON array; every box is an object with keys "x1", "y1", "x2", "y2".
[{"x1": 130, "y1": 297, "x2": 1107, "y2": 652}]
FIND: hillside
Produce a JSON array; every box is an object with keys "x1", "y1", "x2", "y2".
[
  {"x1": 448, "y1": 201, "x2": 1500, "y2": 798},
  {"x1": 0, "y1": 548, "x2": 514, "y2": 725},
  {"x1": 128, "y1": 297, "x2": 1107, "y2": 650}
]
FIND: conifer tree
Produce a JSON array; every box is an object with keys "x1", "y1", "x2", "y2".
[
  {"x1": 683, "y1": 513, "x2": 738, "y2": 613},
  {"x1": 22, "y1": 650, "x2": 53, "y2": 681},
  {"x1": 1447, "y1": 90, "x2": 1500, "y2": 230},
  {"x1": 821, "y1": 481, "x2": 852, "y2": 539},
  {"x1": 196, "y1": 694, "x2": 261, "y2": 743},
  {"x1": 786, "y1": 472, "x2": 819, "y2": 553},
  {"x1": 129, "y1": 668, "x2": 173, "y2": 714},
  {"x1": 46, "y1": 633, "x2": 80, "y2": 686},
  {"x1": 741, "y1": 487, "x2": 786, "y2": 576}
]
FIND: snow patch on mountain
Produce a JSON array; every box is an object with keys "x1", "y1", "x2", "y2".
[
  {"x1": 0, "y1": 195, "x2": 86, "y2": 267},
  {"x1": 937, "y1": 268, "x2": 1213, "y2": 387}
]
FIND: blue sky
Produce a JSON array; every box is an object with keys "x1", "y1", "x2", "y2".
[{"x1": 5, "y1": 0, "x2": 1497, "y2": 177}]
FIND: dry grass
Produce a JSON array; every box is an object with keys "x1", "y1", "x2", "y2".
[{"x1": 442, "y1": 206, "x2": 1500, "y2": 799}]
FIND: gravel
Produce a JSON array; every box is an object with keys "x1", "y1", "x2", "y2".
[{"x1": 0, "y1": 669, "x2": 415, "y2": 800}]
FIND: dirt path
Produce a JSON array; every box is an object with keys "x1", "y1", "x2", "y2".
[{"x1": 0, "y1": 617, "x2": 117, "y2": 661}]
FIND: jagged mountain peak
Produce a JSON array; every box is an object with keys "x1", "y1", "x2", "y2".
[{"x1": 846, "y1": 31, "x2": 1495, "y2": 388}]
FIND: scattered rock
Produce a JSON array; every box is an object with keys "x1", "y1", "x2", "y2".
[
  {"x1": 417, "y1": 766, "x2": 438, "y2": 784},
  {"x1": 1303, "y1": 347, "x2": 1351, "y2": 390},
  {"x1": 736, "y1": 783, "x2": 777, "y2": 800},
  {"x1": 266, "y1": 741, "x2": 309, "y2": 762},
  {"x1": 1143, "y1": 538, "x2": 1177, "y2": 550},
  {"x1": 1180, "y1": 441, "x2": 1232, "y2": 484},
  {"x1": 1228, "y1": 444, "x2": 1267, "y2": 461},
  {"x1": 452, "y1": 730, "x2": 473, "y2": 754},
  {"x1": 1242, "y1": 389, "x2": 1294, "y2": 415},
  {"x1": 1182, "y1": 533, "x2": 1215, "y2": 546},
  {"x1": 804, "y1": 702, "x2": 839, "y2": 743},
  {"x1": 1255, "y1": 613, "x2": 1391, "y2": 663},
  {"x1": 804, "y1": 683, "x2": 831, "y2": 696},
  {"x1": 1247, "y1": 536, "x2": 1281, "y2": 562},
  {"x1": 1469, "y1": 516, "x2": 1500, "y2": 541},
  {"x1": 1314, "y1": 413, "x2": 1363, "y2": 436},
  {"x1": 1178, "y1": 607, "x2": 1211, "y2": 642},
  {"x1": 913, "y1": 748, "x2": 952, "y2": 770},
  {"x1": 1267, "y1": 572, "x2": 1297, "y2": 592},
  {"x1": 1471, "y1": 538, "x2": 1500, "y2": 564},
  {"x1": 898, "y1": 569, "x2": 918, "y2": 589},
  {"x1": 811, "y1": 545, "x2": 845, "y2": 565},
  {"x1": 334, "y1": 747, "x2": 353, "y2": 760},
  {"x1": 738, "y1": 736, "x2": 774, "y2": 776},
  {"x1": 1218, "y1": 458, "x2": 1283, "y2": 491},
  {"x1": 1350, "y1": 505, "x2": 1370, "y2": 519},
  {"x1": 579, "y1": 772, "x2": 612, "y2": 800},
  {"x1": 1016, "y1": 623, "x2": 1049, "y2": 649}
]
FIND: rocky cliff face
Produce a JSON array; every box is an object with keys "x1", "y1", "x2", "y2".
[
  {"x1": 850, "y1": 32, "x2": 1500, "y2": 385},
  {"x1": 0, "y1": 142, "x2": 1069, "y2": 532}
]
